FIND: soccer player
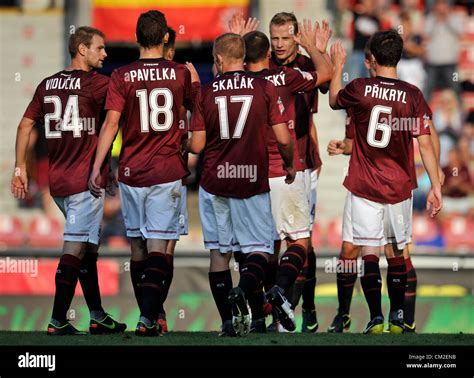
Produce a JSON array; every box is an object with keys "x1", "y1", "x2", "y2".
[
  {"x1": 242, "y1": 20, "x2": 332, "y2": 332},
  {"x1": 268, "y1": 12, "x2": 330, "y2": 332},
  {"x1": 11, "y1": 26, "x2": 126, "y2": 336},
  {"x1": 89, "y1": 11, "x2": 193, "y2": 336},
  {"x1": 156, "y1": 27, "x2": 201, "y2": 333},
  {"x1": 329, "y1": 31, "x2": 442, "y2": 334},
  {"x1": 188, "y1": 33, "x2": 295, "y2": 336},
  {"x1": 326, "y1": 42, "x2": 443, "y2": 333}
]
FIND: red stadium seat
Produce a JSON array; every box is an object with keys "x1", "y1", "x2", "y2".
[
  {"x1": 442, "y1": 216, "x2": 474, "y2": 251},
  {"x1": 326, "y1": 217, "x2": 343, "y2": 249},
  {"x1": 412, "y1": 215, "x2": 442, "y2": 248},
  {"x1": 311, "y1": 222, "x2": 323, "y2": 250},
  {"x1": 28, "y1": 216, "x2": 63, "y2": 248},
  {"x1": 0, "y1": 215, "x2": 24, "y2": 247}
]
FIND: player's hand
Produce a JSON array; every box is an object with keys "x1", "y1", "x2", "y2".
[
  {"x1": 438, "y1": 166, "x2": 445, "y2": 186},
  {"x1": 105, "y1": 170, "x2": 118, "y2": 197},
  {"x1": 88, "y1": 168, "x2": 103, "y2": 198},
  {"x1": 315, "y1": 19, "x2": 332, "y2": 54},
  {"x1": 330, "y1": 40, "x2": 347, "y2": 68},
  {"x1": 228, "y1": 13, "x2": 259, "y2": 36},
  {"x1": 294, "y1": 19, "x2": 317, "y2": 52},
  {"x1": 327, "y1": 139, "x2": 345, "y2": 155},
  {"x1": 11, "y1": 166, "x2": 28, "y2": 199},
  {"x1": 283, "y1": 165, "x2": 296, "y2": 184},
  {"x1": 186, "y1": 62, "x2": 201, "y2": 84},
  {"x1": 426, "y1": 187, "x2": 442, "y2": 218},
  {"x1": 180, "y1": 137, "x2": 190, "y2": 156}
]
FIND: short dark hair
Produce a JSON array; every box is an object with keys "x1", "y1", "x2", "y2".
[
  {"x1": 270, "y1": 12, "x2": 298, "y2": 35},
  {"x1": 369, "y1": 30, "x2": 403, "y2": 67},
  {"x1": 136, "y1": 10, "x2": 168, "y2": 48},
  {"x1": 164, "y1": 27, "x2": 176, "y2": 53},
  {"x1": 244, "y1": 31, "x2": 270, "y2": 63},
  {"x1": 214, "y1": 33, "x2": 245, "y2": 61},
  {"x1": 68, "y1": 26, "x2": 105, "y2": 58}
]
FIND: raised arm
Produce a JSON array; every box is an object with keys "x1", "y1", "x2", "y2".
[{"x1": 329, "y1": 40, "x2": 346, "y2": 109}]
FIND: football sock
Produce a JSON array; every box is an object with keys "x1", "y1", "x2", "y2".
[
  {"x1": 276, "y1": 244, "x2": 306, "y2": 292},
  {"x1": 209, "y1": 269, "x2": 233, "y2": 323},
  {"x1": 130, "y1": 259, "x2": 146, "y2": 313},
  {"x1": 302, "y1": 246, "x2": 316, "y2": 310},
  {"x1": 404, "y1": 257, "x2": 417, "y2": 325},
  {"x1": 141, "y1": 252, "x2": 168, "y2": 322},
  {"x1": 360, "y1": 255, "x2": 383, "y2": 320},
  {"x1": 51, "y1": 254, "x2": 81, "y2": 324},
  {"x1": 78, "y1": 252, "x2": 104, "y2": 314},
  {"x1": 387, "y1": 256, "x2": 407, "y2": 317},
  {"x1": 157, "y1": 254, "x2": 174, "y2": 316},
  {"x1": 238, "y1": 253, "x2": 267, "y2": 297},
  {"x1": 263, "y1": 260, "x2": 278, "y2": 292},
  {"x1": 336, "y1": 256, "x2": 358, "y2": 315},
  {"x1": 248, "y1": 283, "x2": 264, "y2": 320},
  {"x1": 233, "y1": 251, "x2": 245, "y2": 273}
]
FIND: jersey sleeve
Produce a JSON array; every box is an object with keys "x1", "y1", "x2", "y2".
[
  {"x1": 92, "y1": 73, "x2": 110, "y2": 107},
  {"x1": 190, "y1": 89, "x2": 206, "y2": 132},
  {"x1": 336, "y1": 79, "x2": 361, "y2": 109},
  {"x1": 266, "y1": 81, "x2": 289, "y2": 126},
  {"x1": 105, "y1": 70, "x2": 126, "y2": 113},
  {"x1": 23, "y1": 83, "x2": 44, "y2": 122},
  {"x1": 287, "y1": 67, "x2": 318, "y2": 94},
  {"x1": 182, "y1": 67, "x2": 193, "y2": 111},
  {"x1": 345, "y1": 109, "x2": 355, "y2": 139},
  {"x1": 412, "y1": 90, "x2": 432, "y2": 138}
]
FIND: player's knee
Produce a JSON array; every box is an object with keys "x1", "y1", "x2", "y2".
[{"x1": 340, "y1": 241, "x2": 359, "y2": 260}]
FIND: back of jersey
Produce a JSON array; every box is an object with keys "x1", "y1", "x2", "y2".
[
  {"x1": 337, "y1": 76, "x2": 431, "y2": 204},
  {"x1": 191, "y1": 70, "x2": 287, "y2": 199},
  {"x1": 23, "y1": 70, "x2": 109, "y2": 197},
  {"x1": 105, "y1": 58, "x2": 192, "y2": 187}
]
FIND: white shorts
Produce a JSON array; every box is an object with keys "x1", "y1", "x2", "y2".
[
  {"x1": 119, "y1": 180, "x2": 182, "y2": 240},
  {"x1": 309, "y1": 169, "x2": 318, "y2": 227},
  {"x1": 53, "y1": 190, "x2": 104, "y2": 245},
  {"x1": 199, "y1": 186, "x2": 274, "y2": 254},
  {"x1": 269, "y1": 172, "x2": 310, "y2": 241},
  {"x1": 349, "y1": 193, "x2": 411, "y2": 251},
  {"x1": 179, "y1": 185, "x2": 188, "y2": 235},
  {"x1": 343, "y1": 191, "x2": 413, "y2": 246}
]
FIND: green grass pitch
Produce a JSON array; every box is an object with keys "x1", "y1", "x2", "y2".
[{"x1": 0, "y1": 331, "x2": 472, "y2": 346}]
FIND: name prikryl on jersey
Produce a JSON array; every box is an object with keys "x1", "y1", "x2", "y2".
[
  {"x1": 213, "y1": 76, "x2": 254, "y2": 92},
  {"x1": 364, "y1": 84, "x2": 407, "y2": 104},
  {"x1": 46, "y1": 77, "x2": 81, "y2": 90},
  {"x1": 18, "y1": 353, "x2": 55, "y2": 371},
  {"x1": 125, "y1": 67, "x2": 177, "y2": 82}
]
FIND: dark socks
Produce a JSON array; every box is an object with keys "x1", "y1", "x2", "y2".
[
  {"x1": 79, "y1": 252, "x2": 104, "y2": 313},
  {"x1": 130, "y1": 259, "x2": 145, "y2": 313},
  {"x1": 52, "y1": 254, "x2": 81, "y2": 324},
  {"x1": 302, "y1": 246, "x2": 316, "y2": 310},
  {"x1": 141, "y1": 252, "x2": 168, "y2": 322},
  {"x1": 238, "y1": 253, "x2": 267, "y2": 297},
  {"x1": 157, "y1": 254, "x2": 174, "y2": 316},
  {"x1": 247, "y1": 284, "x2": 265, "y2": 320},
  {"x1": 209, "y1": 269, "x2": 233, "y2": 323},
  {"x1": 264, "y1": 260, "x2": 278, "y2": 292},
  {"x1": 336, "y1": 256, "x2": 358, "y2": 315},
  {"x1": 387, "y1": 256, "x2": 407, "y2": 318},
  {"x1": 276, "y1": 244, "x2": 306, "y2": 292},
  {"x1": 360, "y1": 255, "x2": 383, "y2": 320},
  {"x1": 404, "y1": 257, "x2": 417, "y2": 325}
]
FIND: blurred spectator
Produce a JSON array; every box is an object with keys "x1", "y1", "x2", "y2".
[
  {"x1": 399, "y1": 0, "x2": 425, "y2": 34},
  {"x1": 397, "y1": 11, "x2": 426, "y2": 90},
  {"x1": 458, "y1": 111, "x2": 474, "y2": 166},
  {"x1": 347, "y1": 0, "x2": 381, "y2": 81},
  {"x1": 424, "y1": 0, "x2": 463, "y2": 100},
  {"x1": 441, "y1": 147, "x2": 473, "y2": 214},
  {"x1": 433, "y1": 89, "x2": 464, "y2": 166},
  {"x1": 330, "y1": 0, "x2": 354, "y2": 42}
]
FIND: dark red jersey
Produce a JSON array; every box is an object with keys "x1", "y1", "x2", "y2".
[
  {"x1": 270, "y1": 52, "x2": 322, "y2": 170},
  {"x1": 250, "y1": 66, "x2": 318, "y2": 178},
  {"x1": 105, "y1": 58, "x2": 192, "y2": 187},
  {"x1": 23, "y1": 69, "x2": 109, "y2": 197},
  {"x1": 337, "y1": 76, "x2": 431, "y2": 204},
  {"x1": 191, "y1": 70, "x2": 288, "y2": 198}
]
